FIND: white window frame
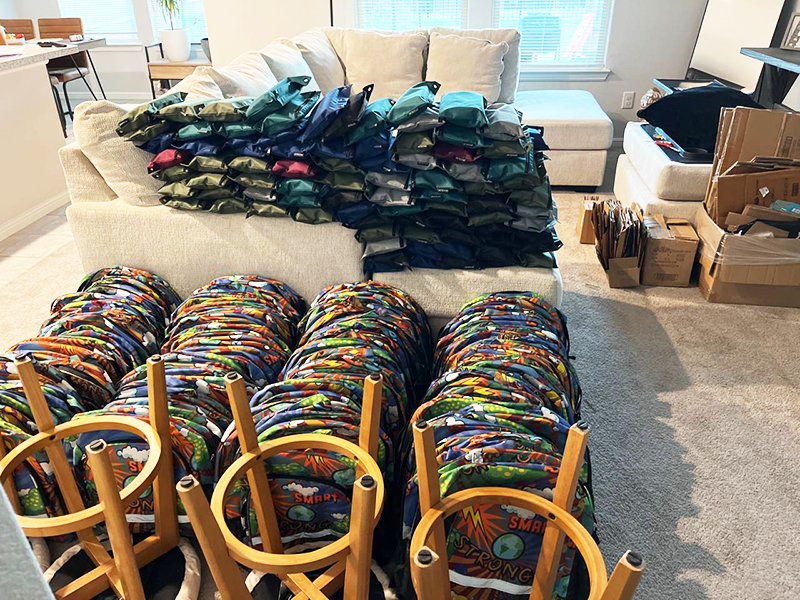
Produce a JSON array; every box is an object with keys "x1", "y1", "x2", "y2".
[{"x1": 344, "y1": 0, "x2": 614, "y2": 81}]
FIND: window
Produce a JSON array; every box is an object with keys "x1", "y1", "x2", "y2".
[
  {"x1": 493, "y1": 0, "x2": 614, "y2": 70},
  {"x1": 355, "y1": 0, "x2": 467, "y2": 30},
  {"x1": 149, "y1": 0, "x2": 208, "y2": 42},
  {"x1": 58, "y1": 0, "x2": 139, "y2": 42}
]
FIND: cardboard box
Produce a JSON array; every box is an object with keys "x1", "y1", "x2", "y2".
[
  {"x1": 606, "y1": 257, "x2": 641, "y2": 288},
  {"x1": 641, "y1": 216, "x2": 699, "y2": 287},
  {"x1": 695, "y1": 207, "x2": 800, "y2": 307},
  {"x1": 576, "y1": 198, "x2": 596, "y2": 244},
  {"x1": 715, "y1": 164, "x2": 800, "y2": 222}
]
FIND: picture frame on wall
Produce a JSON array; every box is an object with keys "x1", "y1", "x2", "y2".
[{"x1": 781, "y1": 12, "x2": 800, "y2": 51}]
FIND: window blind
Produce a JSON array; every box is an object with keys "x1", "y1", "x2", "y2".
[
  {"x1": 493, "y1": 0, "x2": 614, "y2": 68},
  {"x1": 149, "y1": 0, "x2": 208, "y2": 42},
  {"x1": 58, "y1": 0, "x2": 139, "y2": 41},
  {"x1": 355, "y1": 0, "x2": 467, "y2": 31}
]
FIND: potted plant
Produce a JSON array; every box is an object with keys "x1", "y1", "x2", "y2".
[{"x1": 157, "y1": 0, "x2": 191, "y2": 62}]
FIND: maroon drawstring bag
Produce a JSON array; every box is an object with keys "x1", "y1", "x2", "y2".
[
  {"x1": 272, "y1": 159, "x2": 319, "y2": 179},
  {"x1": 432, "y1": 142, "x2": 480, "y2": 164},
  {"x1": 148, "y1": 149, "x2": 189, "y2": 174}
]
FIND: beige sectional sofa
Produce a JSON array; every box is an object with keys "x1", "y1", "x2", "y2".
[{"x1": 60, "y1": 27, "x2": 609, "y2": 315}]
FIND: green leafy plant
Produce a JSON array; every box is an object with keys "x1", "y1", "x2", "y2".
[{"x1": 155, "y1": 0, "x2": 183, "y2": 30}]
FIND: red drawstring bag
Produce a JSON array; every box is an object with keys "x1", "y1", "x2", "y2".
[
  {"x1": 272, "y1": 159, "x2": 319, "y2": 179},
  {"x1": 432, "y1": 142, "x2": 479, "y2": 164},
  {"x1": 148, "y1": 149, "x2": 189, "y2": 173}
]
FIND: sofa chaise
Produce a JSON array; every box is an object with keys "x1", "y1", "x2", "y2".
[{"x1": 61, "y1": 27, "x2": 607, "y2": 317}]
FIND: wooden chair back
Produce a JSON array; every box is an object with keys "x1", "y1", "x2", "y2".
[
  {"x1": 1, "y1": 19, "x2": 35, "y2": 40},
  {"x1": 38, "y1": 17, "x2": 88, "y2": 69}
]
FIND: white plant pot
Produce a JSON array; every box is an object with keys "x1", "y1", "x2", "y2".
[{"x1": 161, "y1": 28, "x2": 191, "y2": 62}]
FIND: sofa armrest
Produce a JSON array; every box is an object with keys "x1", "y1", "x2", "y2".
[{"x1": 58, "y1": 142, "x2": 117, "y2": 204}]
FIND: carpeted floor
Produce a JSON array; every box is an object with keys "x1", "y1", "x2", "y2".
[{"x1": 1, "y1": 194, "x2": 798, "y2": 599}]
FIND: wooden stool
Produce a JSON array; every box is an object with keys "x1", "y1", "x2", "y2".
[
  {"x1": 410, "y1": 420, "x2": 645, "y2": 600},
  {"x1": 0, "y1": 356, "x2": 180, "y2": 600},
  {"x1": 177, "y1": 372, "x2": 386, "y2": 600}
]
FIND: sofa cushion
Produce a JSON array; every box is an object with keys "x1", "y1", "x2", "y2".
[
  {"x1": 623, "y1": 122, "x2": 712, "y2": 201},
  {"x1": 341, "y1": 29, "x2": 428, "y2": 100},
  {"x1": 324, "y1": 27, "x2": 428, "y2": 75},
  {"x1": 287, "y1": 28, "x2": 345, "y2": 93},
  {"x1": 58, "y1": 143, "x2": 117, "y2": 203},
  {"x1": 73, "y1": 101, "x2": 161, "y2": 206},
  {"x1": 430, "y1": 27, "x2": 520, "y2": 103},
  {"x1": 426, "y1": 32, "x2": 508, "y2": 103},
  {"x1": 259, "y1": 40, "x2": 320, "y2": 92},
  {"x1": 168, "y1": 70, "x2": 224, "y2": 102},
  {"x1": 220, "y1": 51, "x2": 279, "y2": 96},
  {"x1": 513, "y1": 90, "x2": 613, "y2": 150}
]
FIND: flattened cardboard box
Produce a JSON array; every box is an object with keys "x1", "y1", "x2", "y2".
[
  {"x1": 641, "y1": 216, "x2": 699, "y2": 287},
  {"x1": 695, "y1": 207, "x2": 800, "y2": 307}
]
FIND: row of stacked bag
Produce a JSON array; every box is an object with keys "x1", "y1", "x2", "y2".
[
  {"x1": 116, "y1": 77, "x2": 562, "y2": 273},
  {"x1": 399, "y1": 292, "x2": 595, "y2": 600}
]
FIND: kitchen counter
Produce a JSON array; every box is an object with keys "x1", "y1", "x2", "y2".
[{"x1": 0, "y1": 38, "x2": 105, "y2": 72}]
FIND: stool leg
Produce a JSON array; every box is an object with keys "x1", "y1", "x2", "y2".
[
  {"x1": 411, "y1": 547, "x2": 450, "y2": 600},
  {"x1": 601, "y1": 551, "x2": 644, "y2": 600},
  {"x1": 357, "y1": 374, "x2": 382, "y2": 477},
  {"x1": 343, "y1": 475, "x2": 378, "y2": 600},
  {"x1": 86, "y1": 440, "x2": 145, "y2": 600},
  {"x1": 177, "y1": 476, "x2": 253, "y2": 600}
]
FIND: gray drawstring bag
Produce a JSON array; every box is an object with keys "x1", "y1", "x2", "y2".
[
  {"x1": 368, "y1": 187, "x2": 414, "y2": 207},
  {"x1": 365, "y1": 171, "x2": 411, "y2": 191},
  {"x1": 442, "y1": 160, "x2": 487, "y2": 183},
  {"x1": 394, "y1": 153, "x2": 438, "y2": 171},
  {"x1": 395, "y1": 105, "x2": 442, "y2": 133},
  {"x1": 484, "y1": 103, "x2": 525, "y2": 141}
]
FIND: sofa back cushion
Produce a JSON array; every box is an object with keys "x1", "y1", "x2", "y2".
[
  {"x1": 339, "y1": 29, "x2": 428, "y2": 100},
  {"x1": 219, "y1": 51, "x2": 279, "y2": 95},
  {"x1": 73, "y1": 101, "x2": 162, "y2": 206},
  {"x1": 286, "y1": 28, "x2": 345, "y2": 93},
  {"x1": 430, "y1": 27, "x2": 520, "y2": 103},
  {"x1": 426, "y1": 32, "x2": 508, "y2": 103},
  {"x1": 259, "y1": 40, "x2": 321, "y2": 92},
  {"x1": 168, "y1": 70, "x2": 224, "y2": 101}
]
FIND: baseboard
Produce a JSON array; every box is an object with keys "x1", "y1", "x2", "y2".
[
  {"x1": 0, "y1": 191, "x2": 70, "y2": 242},
  {"x1": 68, "y1": 91, "x2": 152, "y2": 103}
]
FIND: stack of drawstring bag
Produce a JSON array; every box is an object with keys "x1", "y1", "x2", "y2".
[
  {"x1": 398, "y1": 292, "x2": 595, "y2": 600},
  {"x1": 215, "y1": 281, "x2": 431, "y2": 559},
  {"x1": 117, "y1": 76, "x2": 561, "y2": 272},
  {"x1": 0, "y1": 266, "x2": 180, "y2": 520}
]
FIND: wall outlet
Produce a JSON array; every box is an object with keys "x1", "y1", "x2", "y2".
[{"x1": 622, "y1": 91, "x2": 636, "y2": 110}]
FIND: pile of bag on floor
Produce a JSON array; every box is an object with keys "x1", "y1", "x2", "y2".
[
  {"x1": 71, "y1": 275, "x2": 305, "y2": 529},
  {"x1": 0, "y1": 267, "x2": 180, "y2": 518},
  {"x1": 215, "y1": 281, "x2": 431, "y2": 552},
  {"x1": 116, "y1": 77, "x2": 561, "y2": 272},
  {"x1": 399, "y1": 292, "x2": 595, "y2": 600}
]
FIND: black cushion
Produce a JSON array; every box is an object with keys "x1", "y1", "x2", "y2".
[{"x1": 637, "y1": 83, "x2": 762, "y2": 153}]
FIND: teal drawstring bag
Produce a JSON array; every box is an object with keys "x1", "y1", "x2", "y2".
[
  {"x1": 485, "y1": 149, "x2": 537, "y2": 183},
  {"x1": 211, "y1": 121, "x2": 261, "y2": 139},
  {"x1": 345, "y1": 98, "x2": 395, "y2": 145},
  {"x1": 275, "y1": 179, "x2": 329, "y2": 208},
  {"x1": 257, "y1": 90, "x2": 320, "y2": 136},
  {"x1": 185, "y1": 155, "x2": 228, "y2": 174},
  {"x1": 439, "y1": 91, "x2": 488, "y2": 129},
  {"x1": 116, "y1": 91, "x2": 186, "y2": 135},
  {"x1": 198, "y1": 97, "x2": 255, "y2": 122},
  {"x1": 412, "y1": 169, "x2": 462, "y2": 193},
  {"x1": 228, "y1": 156, "x2": 271, "y2": 174},
  {"x1": 314, "y1": 156, "x2": 364, "y2": 174},
  {"x1": 245, "y1": 75, "x2": 312, "y2": 124},
  {"x1": 437, "y1": 123, "x2": 486, "y2": 148},
  {"x1": 386, "y1": 81, "x2": 441, "y2": 126},
  {"x1": 176, "y1": 121, "x2": 214, "y2": 142}
]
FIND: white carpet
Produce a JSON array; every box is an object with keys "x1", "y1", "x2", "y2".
[{"x1": 1, "y1": 195, "x2": 798, "y2": 599}]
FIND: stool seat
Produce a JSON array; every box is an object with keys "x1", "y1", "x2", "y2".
[{"x1": 49, "y1": 66, "x2": 90, "y2": 85}]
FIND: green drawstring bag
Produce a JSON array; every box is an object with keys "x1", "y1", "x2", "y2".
[
  {"x1": 245, "y1": 75, "x2": 312, "y2": 124},
  {"x1": 314, "y1": 157, "x2": 364, "y2": 174},
  {"x1": 156, "y1": 98, "x2": 216, "y2": 123},
  {"x1": 345, "y1": 97, "x2": 395, "y2": 146},
  {"x1": 425, "y1": 199, "x2": 469, "y2": 216},
  {"x1": 508, "y1": 184, "x2": 551, "y2": 209},
  {"x1": 502, "y1": 173, "x2": 543, "y2": 191},
  {"x1": 437, "y1": 123, "x2": 486, "y2": 149},
  {"x1": 412, "y1": 170, "x2": 462, "y2": 193},
  {"x1": 176, "y1": 121, "x2": 214, "y2": 142},
  {"x1": 196, "y1": 187, "x2": 236, "y2": 201},
  {"x1": 242, "y1": 187, "x2": 275, "y2": 203},
  {"x1": 233, "y1": 173, "x2": 277, "y2": 190},
  {"x1": 160, "y1": 197, "x2": 202, "y2": 210},
  {"x1": 257, "y1": 91, "x2": 320, "y2": 136},
  {"x1": 201, "y1": 197, "x2": 247, "y2": 213},
  {"x1": 439, "y1": 91, "x2": 488, "y2": 129},
  {"x1": 152, "y1": 165, "x2": 193, "y2": 183},
  {"x1": 212, "y1": 122, "x2": 261, "y2": 139},
  {"x1": 414, "y1": 188, "x2": 468, "y2": 204},
  {"x1": 292, "y1": 207, "x2": 334, "y2": 224},
  {"x1": 185, "y1": 173, "x2": 231, "y2": 189},
  {"x1": 228, "y1": 156, "x2": 271, "y2": 174},
  {"x1": 403, "y1": 225, "x2": 441, "y2": 244},
  {"x1": 355, "y1": 225, "x2": 398, "y2": 243},
  {"x1": 247, "y1": 202, "x2": 291, "y2": 219},
  {"x1": 462, "y1": 180, "x2": 506, "y2": 196},
  {"x1": 198, "y1": 97, "x2": 255, "y2": 122},
  {"x1": 391, "y1": 131, "x2": 434, "y2": 156},
  {"x1": 518, "y1": 251, "x2": 557, "y2": 269},
  {"x1": 483, "y1": 138, "x2": 528, "y2": 159},
  {"x1": 386, "y1": 81, "x2": 441, "y2": 126},
  {"x1": 280, "y1": 195, "x2": 322, "y2": 208},
  {"x1": 125, "y1": 121, "x2": 173, "y2": 145},
  {"x1": 185, "y1": 155, "x2": 228, "y2": 174},
  {"x1": 317, "y1": 171, "x2": 366, "y2": 192},
  {"x1": 116, "y1": 91, "x2": 186, "y2": 135},
  {"x1": 158, "y1": 181, "x2": 195, "y2": 198},
  {"x1": 485, "y1": 150, "x2": 537, "y2": 183}
]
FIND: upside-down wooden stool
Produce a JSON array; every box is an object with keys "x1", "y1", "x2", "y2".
[
  {"x1": 177, "y1": 372, "x2": 386, "y2": 600},
  {"x1": 410, "y1": 420, "x2": 645, "y2": 600},
  {"x1": 0, "y1": 356, "x2": 180, "y2": 600}
]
